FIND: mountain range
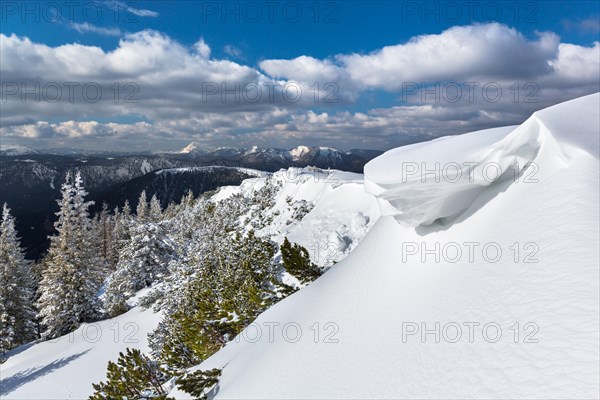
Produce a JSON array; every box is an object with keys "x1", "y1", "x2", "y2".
[{"x1": 0, "y1": 144, "x2": 382, "y2": 258}]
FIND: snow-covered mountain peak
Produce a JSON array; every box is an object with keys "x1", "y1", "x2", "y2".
[
  {"x1": 179, "y1": 141, "x2": 212, "y2": 154},
  {"x1": 289, "y1": 145, "x2": 312, "y2": 160},
  {"x1": 244, "y1": 145, "x2": 260, "y2": 155},
  {"x1": 0, "y1": 144, "x2": 38, "y2": 156}
]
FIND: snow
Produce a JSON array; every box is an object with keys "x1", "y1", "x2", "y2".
[
  {"x1": 0, "y1": 144, "x2": 38, "y2": 156},
  {"x1": 2, "y1": 94, "x2": 598, "y2": 399},
  {"x1": 0, "y1": 167, "x2": 380, "y2": 398},
  {"x1": 180, "y1": 142, "x2": 202, "y2": 154},
  {"x1": 140, "y1": 159, "x2": 152, "y2": 174},
  {"x1": 171, "y1": 93, "x2": 599, "y2": 399},
  {"x1": 0, "y1": 307, "x2": 162, "y2": 399},
  {"x1": 154, "y1": 166, "x2": 269, "y2": 178},
  {"x1": 213, "y1": 168, "x2": 380, "y2": 266},
  {"x1": 289, "y1": 145, "x2": 311, "y2": 160}
]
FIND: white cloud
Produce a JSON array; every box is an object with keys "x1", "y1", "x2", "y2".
[
  {"x1": 261, "y1": 23, "x2": 564, "y2": 92},
  {"x1": 1, "y1": 23, "x2": 598, "y2": 150},
  {"x1": 223, "y1": 44, "x2": 243, "y2": 59},
  {"x1": 547, "y1": 42, "x2": 600, "y2": 84},
  {"x1": 260, "y1": 55, "x2": 344, "y2": 83},
  {"x1": 562, "y1": 17, "x2": 600, "y2": 34},
  {"x1": 104, "y1": 1, "x2": 159, "y2": 17},
  {"x1": 194, "y1": 39, "x2": 211, "y2": 59},
  {"x1": 69, "y1": 22, "x2": 122, "y2": 37}
]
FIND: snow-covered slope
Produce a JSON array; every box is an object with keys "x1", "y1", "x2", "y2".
[
  {"x1": 0, "y1": 168, "x2": 380, "y2": 399},
  {"x1": 171, "y1": 93, "x2": 600, "y2": 399},
  {"x1": 0, "y1": 307, "x2": 162, "y2": 399},
  {"x1": 214, "y1": 168, "x2": 380, "y2": 266}
]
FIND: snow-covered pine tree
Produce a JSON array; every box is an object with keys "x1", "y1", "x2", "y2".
[
  {"x1": 280, "y1": 237, "x2": 322, "y2": 285},
  {"x1": 94, "y1": 203, "x2": 113, "y2": 271},
  {"x1": 107, "y1": 206, "x2": 122, "y2": 271},
  {"x1": 151, "y1": 231, "x2": 276, "y2": 370},
  {"x1": 175, "y1": 368, "x2": 221, "y2": 400},
  {"x1": 136, "y1": 190, "x2": 148, "y2": 221},
  {"x1": 122, "y1": 199, "x2": 132, "y2": 220},
  {"x1": 104, "y1": 222, "x2": 174, "y2": 315},
  {"x1": 36, "y1": 171, "x2": 105, "y2": 338},
  {"x1": 149, "y1": 194, "x2": 162, "y2": 222},
  {"x1": 90, "y1": 348, "x2": 173, "y2": 400},
  {"x1": 0, "y1": 204, "x2": 37, "y2": 353}
]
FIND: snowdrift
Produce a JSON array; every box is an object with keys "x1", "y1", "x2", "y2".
[{"x1": 171, "y1": 94, "x2": 600, "y2": 399}]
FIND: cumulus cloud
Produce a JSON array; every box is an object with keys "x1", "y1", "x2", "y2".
[
  {"x1": 1, "y1": 23, "x2": 598, "y2": 150},
  {"x1": 260, "y1": 23, "x2": 568, "y2": 93},
  {"x1": 0, "y1": 103, "x2": 536, "y2": 151},
  {"x1": 339, "y1": 24, "x2": 560, "y2": 88},
  {"x1": 194, "y1": 39, "x2": 211, "y2": 59}
]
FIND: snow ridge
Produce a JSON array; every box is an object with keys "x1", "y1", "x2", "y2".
[{"x1": 364, "y1": 93, "x2": 599, "y2": 227}]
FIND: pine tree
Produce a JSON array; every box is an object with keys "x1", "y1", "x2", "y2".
[
  {"x1": 136, "y1": 190, "x2": 148, "y2": 221},
  {"x1": 90, "y1": 348, "x2": 173, "y2": 400},
  {"x1": 107, "y1": 206, "x2": 123, "y2": 270},
  {"x1": 36, "y1": 171, "x2": 105, "y2": 338},
  {"x1": 104, "y1": 223, "x2": 173, "y2": 315},
  {"x1": 149, "y1": 194, "x2": 162, "y2": 222},
  {"x1": 0, "y1": 204, "x2": 37, "y2": 353},
  {"x1": 151, "y1": 232, "x2": 276, "y2": 370},
  {"x1": 94, "y1": 203, "x2": 113, "y2": 271},
  {"x1": 122, "y1": 200, "x2": 132, "y2": 220},
  {"x1": 175, "y1": 368, "x2": 221, "y2": 400},
  {"x1": 280, "y1": 237, "x2": 322, "y2": 285}
]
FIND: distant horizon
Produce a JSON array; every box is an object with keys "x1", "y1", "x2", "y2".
[{"x1": 0, "y1": 140, "x2": 390, "y2": 154}]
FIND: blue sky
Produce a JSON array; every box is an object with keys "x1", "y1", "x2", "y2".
[{"x1": 1, "y1": 1, "x2": 599, "y2": 151}]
